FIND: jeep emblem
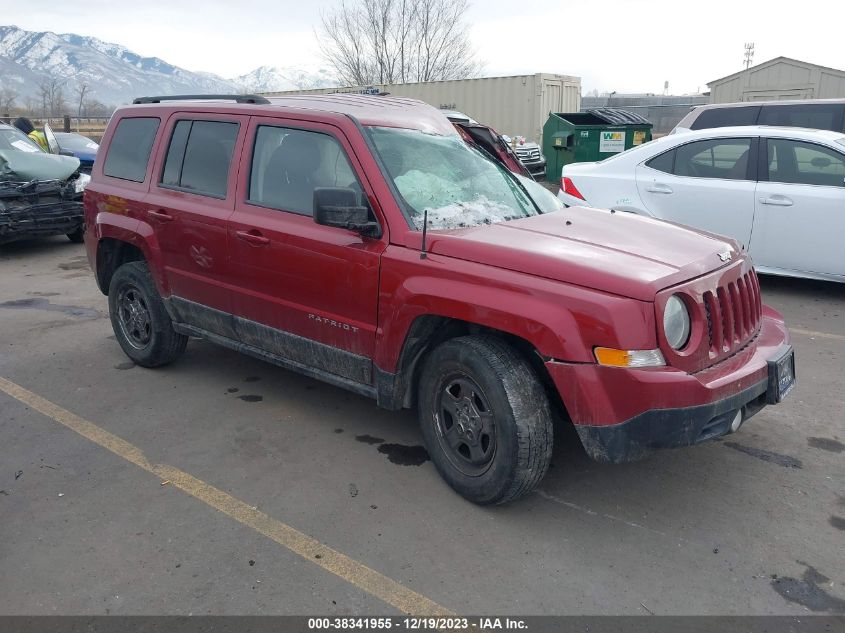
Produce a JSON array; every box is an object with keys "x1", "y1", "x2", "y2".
[{"x1": 718, "y1": 250, "x2": 732, "y2": 262}]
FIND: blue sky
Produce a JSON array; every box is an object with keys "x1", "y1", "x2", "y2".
[{"x1": 9, "y1": 0, "x2": 845, "y2": 93}]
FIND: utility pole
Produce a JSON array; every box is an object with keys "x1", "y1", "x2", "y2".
[{"x1": 743, "y1": 43, "x2": 755, "y2": 69}]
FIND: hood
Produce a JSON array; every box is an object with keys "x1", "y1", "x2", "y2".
[
  {"x1": 422, "y1": 207, "x2": 738, "y2": 301},
  {"x1": 0, "y1": 150, "x2": 80, "y2": 182}
]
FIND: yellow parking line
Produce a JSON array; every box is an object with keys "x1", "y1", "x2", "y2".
[
  {"x1": 0, "y1": 376, "x2": 453, "y2": 617},
  {"x1": 791, "y1": 327, "x2": 845, "y2": 343}
]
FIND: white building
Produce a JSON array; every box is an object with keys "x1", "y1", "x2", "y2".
[
  {"x1": 708, "y1": 57, "x2": 845, "y2": 103},
  {"x1": 262, "y1": 74, "x2": 581, "y2": 144}
]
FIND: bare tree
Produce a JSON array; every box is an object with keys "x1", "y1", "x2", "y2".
[
  {"x1": 318, "y1": 0, "x2": 481, "y2": 86},
  {"x1": 38, "y1": 77, "x2": 68, "y2": 118},
  {"x1": 0, "y1": 86, "x2": 17, "y2": 115},
  {"x1": 80, "y1": 98, "x2": 112, "y2": 117},
  {"x1": 23, "y1": 96, "x2": 40, "y2": 115},
  {"x1": 75, "y1": 82, "x2": 90, "y2": 117}
]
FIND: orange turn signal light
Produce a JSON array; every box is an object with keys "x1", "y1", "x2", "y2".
[{"x1": 594, "y1": 347, "x2": 666, "y2": 368}]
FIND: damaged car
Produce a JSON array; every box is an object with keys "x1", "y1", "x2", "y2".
[{"x1": 0, "y1": 122, "x2": 89, "y2": 244}]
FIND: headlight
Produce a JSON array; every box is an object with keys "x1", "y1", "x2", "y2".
[
  {"x1": 663, "y1": 295, "x2": 691, "y2": 350},
  {"x1": 74, "y1": 173, "x2": 91, "y2": 194}
]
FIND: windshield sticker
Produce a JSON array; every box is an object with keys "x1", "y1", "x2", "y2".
[{"x1": 11, "y1": 140, "x2": 40, "y2": 153}]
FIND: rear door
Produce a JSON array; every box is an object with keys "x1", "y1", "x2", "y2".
[
  {"x1": 227, "y1": 116, "x2": 387, "y2": 383},
  {"x1": 635, "y1": 136, "x2": 758, "y2": 248},
  {"x1": 750, "y1": 137, "x2": 845, "y2": 277},
  {"x1": 146, "y1": 114, "x2": 247, "y2": 330}
]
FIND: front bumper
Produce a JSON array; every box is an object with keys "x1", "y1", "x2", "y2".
[
  {"x1": 519, "y1": 158, "x2": 547, "y2": 179},
  {"x1": 0, "y1": 180, "x2": 84, "y2": 243},
  {"x1": 546, "y1": 308, "x2": 792, "y2": 462}
]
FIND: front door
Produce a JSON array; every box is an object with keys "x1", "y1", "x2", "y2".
[
  {"x1": 750, "y1": 137, "x2": 845, "y2": 278},
  {"x1": 227, "y1": 117, "x2": 387, "y2": 384},
  {"x1": 635, "y1": 136, "x2": 758, "y2": 249},
  {"x1": 146, "y1": 114, "x2": 247, "y2": 328}
]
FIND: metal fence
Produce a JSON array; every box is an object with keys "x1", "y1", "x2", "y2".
[
  {"x1": 581, "y1": 96, "x2": 709, "y2": 135},
  {"x1": 1, "y1": 115, "x2": 111, "y2": 141}
]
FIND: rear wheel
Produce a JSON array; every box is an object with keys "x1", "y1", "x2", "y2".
[
  {"x1": 108, "y1": 261, "x2": 187, "y2": 367},
  {"x1": 417, "y1": 335, "x2": 553, "y2": 505}
]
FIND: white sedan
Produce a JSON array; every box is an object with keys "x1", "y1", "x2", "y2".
[{"x1": 557, "y1": 126, "x2": 845, "y2": 282}]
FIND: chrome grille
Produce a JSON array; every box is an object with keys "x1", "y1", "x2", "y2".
[{"x1": 515, "y1": 147, "x2": 541, "y2": 161}]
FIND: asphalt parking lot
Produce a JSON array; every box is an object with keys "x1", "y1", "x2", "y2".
[{"x1": 1, "y1": 237, "x2": 843, "y2": 616}]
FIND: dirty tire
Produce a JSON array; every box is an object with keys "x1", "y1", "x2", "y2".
[
  {"x1": 66, "y1": 227, "x2": 84, "y2": 243},
  {"x1": 417, "y1": 335, "x2": 553, "y2": 505},
  {"x1": 108, "y1": 261, "x2": 187, "y2": 367}
]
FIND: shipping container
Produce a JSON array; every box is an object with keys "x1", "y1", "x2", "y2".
[{"x1": 261, "y1": 74, "x2": 582, "y2": 144}]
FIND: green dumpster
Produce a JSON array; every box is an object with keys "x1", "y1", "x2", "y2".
[{"x1": 543, "y1": 108, "x2": 653, "y2": 182}]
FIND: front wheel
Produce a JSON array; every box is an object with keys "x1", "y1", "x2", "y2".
[
  {"x1": 417, "y1": 336, "x2": 553, "y2": 505},
  {"x1": 67, "y1": 227, "x2": 84, "y2": 243},
  {"x1": 108, "y1": 261, "x2": 187, "y2": 367}
]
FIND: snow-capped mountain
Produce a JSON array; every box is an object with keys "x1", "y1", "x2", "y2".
[
  {"x1": 0, "y1": 25, "x2": 337, "y2": 107},
  {"x1": 230, "y1": 66, "x2": 338, "y2": 93}
]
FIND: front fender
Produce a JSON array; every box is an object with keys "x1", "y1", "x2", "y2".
[{"x1": 375, "y1": 247, "x2": 657, "y2": 372}]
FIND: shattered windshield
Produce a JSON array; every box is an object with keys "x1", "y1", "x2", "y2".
[
  {"x1": 0, "y1": 126, "x2": 43, "y2": 153},
  {"x1": 366, "y1": 126, "x2": 538, "y2": 230}
]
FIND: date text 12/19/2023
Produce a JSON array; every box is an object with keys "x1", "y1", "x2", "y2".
[{"x1": 307, "y1": 617, "x2": 528, "y2": 630}]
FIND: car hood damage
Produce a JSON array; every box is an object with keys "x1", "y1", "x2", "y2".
[
  {"x1": 0, "y1": 150, "x2": 85, "y2": 243},
  {"x1": 0, "y1": 149, "x2": 80, "y2": 182},
  {"x1": 421, "y1": 206, "x2": 739, "y2": 301}
]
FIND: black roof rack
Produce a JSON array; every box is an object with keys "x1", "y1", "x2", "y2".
[{"x1": 132, "y1": 94, "x2": 271, "y2": 105}]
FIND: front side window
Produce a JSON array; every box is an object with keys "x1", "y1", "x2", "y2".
[
  {"x1": 766, "y1": 139, "x2": 845, "y2": 187},
  {"x1": 160, "y1": 120, "x2": 238, "y2": 198},
  {"x1": 103, "y1": 117, "x2": 160, "y2": 182},
  {"x1": 366, "y1": 126, "x2": 538, "y2": 230},
  {"x1": 674, "y1": 138, "x2": 752, "y2": 180},
  {"x1": 248, "y1": 126, "x2": 362, "y2": 216}
]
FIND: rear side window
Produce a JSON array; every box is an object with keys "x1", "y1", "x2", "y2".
[
  {"x1": 248, "y1": 126, "x2": 362, "y2": 216},
  {"x1": 161, "y1": 120, "x2": 239, "y2": 198},
  {"x1": 674, "y1": 138, "x2": 752, "y2": 180},
  {"x1": 103, "y1": 117, "x2": 160, "y2": 182},
  {"x1": 645, "y1": 150, "x2": 675, "y2": 174},
  {"x1": 766, "y1": 138, "x2": 845, "y2": 187},
  {"x1": 690, "y1": 106, "x2": 760, "y2": 130},
  {"x1": 758, "y1": 104, "x2": 845, "y2": 132}
]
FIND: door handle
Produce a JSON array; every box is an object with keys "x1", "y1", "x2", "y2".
[
  {"x1": 645, "y1": 183, "x2": 673, "y2": 194},
  {"x1": 235, "y1": 230, "x2": 270, "y2": 246},
  {"x1": 148, "y1": 209, "x2": 174, "y2": 222},
  {"x1": 758, "y1": 195, "x2": 793, "y2": 206}
]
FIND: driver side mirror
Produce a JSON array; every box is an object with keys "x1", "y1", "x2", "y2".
[{"x1": 313, "y1": 187, "x2": 381, "y2": 238}]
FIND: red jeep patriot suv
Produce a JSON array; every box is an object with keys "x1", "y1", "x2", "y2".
[{"x1": 84, "y1": 94, "x2": 795, "y2": 504}]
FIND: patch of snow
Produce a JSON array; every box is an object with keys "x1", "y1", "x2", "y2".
[
  {"x1": 412, "y1": 197, "x2": 522, "y2": 230},
  {"x1": 395, "y1": 170, "x2": 521, "y2": 229}
]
